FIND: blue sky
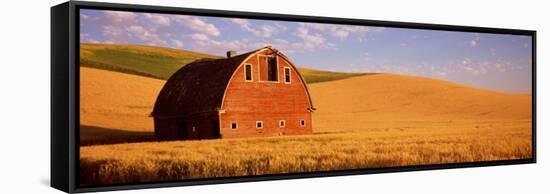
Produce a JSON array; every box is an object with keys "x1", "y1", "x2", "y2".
[{"x1": 80, "y1": 9, "x2": 533, "y2": 93}]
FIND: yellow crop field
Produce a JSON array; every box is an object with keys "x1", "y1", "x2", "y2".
[
  {"x1": 79, "y1": 66, "x2": 532, "y2": 186},
  {"x1": 80, "y1": 120, "x2": 531, "y2": 185}
]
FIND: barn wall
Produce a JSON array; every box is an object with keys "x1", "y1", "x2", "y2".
[
  {"x1": 220, "y1": 50, "x2": 313, "y2": 138},
  {"x1": 184, "y1": 112, "x2": 221, "y2": 140},
  {"x1": 154, "y1": 112, "x2": 220, "y2": 140},
  {"x1": 154, "y1": 118, "x2": 179, "y2": 139}
]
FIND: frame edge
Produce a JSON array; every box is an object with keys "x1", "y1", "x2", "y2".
[{"x1": 51, "y1": 1, "x2": 71, "y2": 193}]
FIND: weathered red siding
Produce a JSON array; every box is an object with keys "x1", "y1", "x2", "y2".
[{"x1": 220, "y1": 50, "x2": 313, "y2": 138}]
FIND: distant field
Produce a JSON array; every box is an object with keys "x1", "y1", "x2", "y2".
[
  {"x1": 80, "y1": 43, "x2": 367, "y2": 83},
  {"x1": 80, "y1": 120, "x2": 531, "y2": 185},
  {"x1": 308, "y1": 73, "x2": 532, "y2": 132},
  {"x1": 80, "y1": 43, "x2": 220, "y2": 80},
  {"x1": 298, "y1": 68, "x2": 374, "y2": 84},
  {"x1": 80, "y1": 67, "x2": 164, "y2": 132}
]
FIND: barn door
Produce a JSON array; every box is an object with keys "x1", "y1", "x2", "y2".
[
  {"x1": 210, "y1": 118, "x2": 220, "y2": 138},
  {"x1": 177, "y1": 121, "x2": 188, "y2": 139},
  {"x1": 178, "y1": 122, "x2": 190, "y2": 139},
  {"x1": 189, "y1": 125, "x2": 199, "y2": 140}
]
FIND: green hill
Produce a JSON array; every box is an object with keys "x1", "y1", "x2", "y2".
[
  {"x1": 298, "y1": 68, "x2": 373, "y2": 84},
  {"x1": 80, "y1": 43, "x2": 370, "y2": 83},
  {"x1": 80, "y1": 43, "x2": 220, "y2": 80}
]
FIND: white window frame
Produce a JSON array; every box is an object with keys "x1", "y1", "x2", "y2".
[
  {"x1": 279, "y1": 120, "x2": 286, "y2": 128},
  {"x1": 300, "y1": 120, "x2": 306, "y2": 127},
  {"x1": 256, "y1": 121, "x2": 263, "y2": 129},
  {"x1": 231, "y1": 122, "x2": 238, "y2": 129},
  {"x1": 283, "y1": 67, "x2": 291, "y2": 84},
  {"x1": 244, "y1": 63, "x2": 253, "y2": 82}
]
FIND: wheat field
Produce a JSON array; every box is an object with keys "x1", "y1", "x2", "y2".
[
  {"x1": 79, "y1": 67, "x2": 532, "y2": 186},
  {"x1": 80, "y1": 120, "x2": 531, "y2": 185}
]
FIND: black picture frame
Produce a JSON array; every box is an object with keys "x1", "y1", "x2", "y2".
[{"x1": 51, "y1": 1, "x2": 536, "y2": 193}]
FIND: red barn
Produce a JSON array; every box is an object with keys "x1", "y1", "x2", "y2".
[{"x1": 151, "y1": 46, "x2": 315, "y2": 140}]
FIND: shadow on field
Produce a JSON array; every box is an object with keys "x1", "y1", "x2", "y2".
[
  {"x1": 79, "y1": 158, "x2": 117, "y2": 186},
  {"x1": 80, "y1": 125, "x2": 157, "y2": 146}
]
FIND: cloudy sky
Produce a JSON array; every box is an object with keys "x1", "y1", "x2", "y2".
[{"x1": 80, "y1": 9, "x2": 533, "y2": 93}]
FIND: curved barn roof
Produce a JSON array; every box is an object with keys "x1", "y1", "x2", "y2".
[{"x1": 152, "y1": 47, "x2": 314, "y2": 119}]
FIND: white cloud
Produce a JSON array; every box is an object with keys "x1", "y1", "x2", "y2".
[
  {"x1": 126, "y1": 25, "x2": 166, "y2": 45},
  {"x1": 102, "y1": 25, "x2": 125, "y2": 37},
  {"x1": 462, "y1": 58, "x2": 471, "y2": 65},
  {"x1": 91, "y1": 11, "x2": 191, "y2": 47},
  {"x1": 173, "y1": 16, "x2": 220, "y2": 36},
  {"x1": 292, "y1": 27, "x2": 332, "y2": 51},
  {"x1": 458, "y1": 60, "x2": 507, "y2": 76},
  {"x1": 463, "y1": 66, "x2": 479, "y2": 75},
  {"x1": 470, "y1": 39, "x2": 478, "y2": 47},
  {"x1": 274, "y1": 23, "x2": 288, "y2": 32},
  {"x1": 300, "y1": 23, "x2": 374, "y2": 40},
  {"x1": 80, "y1": 33, "x2": 99, "y2": 43},
  {"x1": 171, "y1": 39, "x2": 184, "y2": 47},
  {"x1": 469, "y1": 34, "x2": 480, "y2": 47},
  {"x1": 144, "y1": 13, "x2": 170, "y2": 27},
  {"x1": 294, "y1": 27, "x2": 325, "y2": 45},
  {"x1": 99, "y1": 11, "x2": 147, "y2": 43},
  {"x1": 127, "y1": 25, "x2": 146, "y2": 34},
  {"x1": 103, "y1": 11, "x2": 137, "y2": 24},
  {"x1": 227, "y1": 18, "x2": 283, "y2": 38},
  {"x1": 80, "y1": 13, "x2": 90, "y2": 20},
  {"x1": 510, "y1": 64, "x2": 529, "y2": 70},
  {"x1": 332, "y1": 30, "x2": 349, "y2": 39},
  {"x1": 183, "y1": 33, "x2": 261, "y2": 54},
  {"x1": 494, "y1": 63, "x2": 507, "y2": 72},
  {"x1": 88, "y1": 11, "x2": 355, "y2": 54},
  {"x1": 195, "y1": 39, "x2": 256, "y2": 54},
  {"x1": 188, "y1": 33, "x2": 209, "y2": 42},
  {"x1": 228, "y1": 18, "x2": 248, "y2": 26}
]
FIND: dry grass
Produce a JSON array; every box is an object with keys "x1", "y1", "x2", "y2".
[{"x1": 80, "y1": 119, "x2": 531, "y2": 185}]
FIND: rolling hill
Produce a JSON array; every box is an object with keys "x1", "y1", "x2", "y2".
[
  {"x1": 80, "y1": 43, "x2": 368, "y2": 83},
  {"x1": 80, "y1": 43, "x2": 220, "y2": 80},
  {"x1": 308, "y1": 74, "x2": 532, "y2": 132},
  {"x1": 80, "y1": 66, "x2": 531, "y2": 135},
  {"x1": 80, "y1": 67, "x2": 164, "y2": 132}
]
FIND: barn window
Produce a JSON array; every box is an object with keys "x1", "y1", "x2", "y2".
[
  {"x1": 244, "y1": 64, "x2": 252, "y2": 81},
  {"x1": 279, "y1": 120, "x2": 286, "y2": 128},
  {"x1": 256, "y1": 121, "x2": 263, "y2": 129},
  {"x1": 231, "y1": 122, "x2": 238, "y2": 129},
  {"x1": 284, "y1": 67, "x2": 291, "y2": 83},
  {"x1": 267, "y1": 56, "x2": 278, "y2": 81},
  {"x1": 300, "y1": 120, "x2": 306, "y2": 127}
]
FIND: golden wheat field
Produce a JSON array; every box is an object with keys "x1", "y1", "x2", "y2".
[
  {"x1": 80, "y1": 121, "x2": 531, "y2": 185},
  {"x1": 79, "y1": 67, "x2": 532, "y2": 186}
]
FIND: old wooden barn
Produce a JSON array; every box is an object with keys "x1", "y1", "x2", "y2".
[{"x1": 151, "y1": 46, "x2": 315, "y2": 140}]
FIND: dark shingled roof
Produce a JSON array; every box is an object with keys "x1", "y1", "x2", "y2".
[{"x1": 151, "y1": 48, "x2": 258, "y2": 118}]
